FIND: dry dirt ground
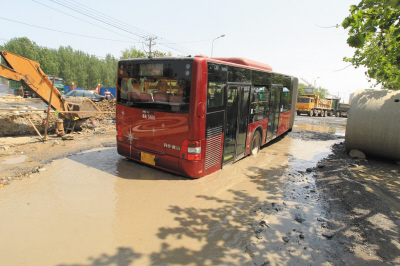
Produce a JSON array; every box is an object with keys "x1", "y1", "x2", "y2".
[{"x1": 0, "y1": 108, "x2": 399, "y2": 264}]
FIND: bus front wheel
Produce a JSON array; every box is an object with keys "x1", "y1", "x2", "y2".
[{"x1": 251, "y1": 131, "x2": 261, "y2": 156}]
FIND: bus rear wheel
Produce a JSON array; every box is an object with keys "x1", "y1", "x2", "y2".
[{"x1": 251, "y1": 131, "x2": 261, "y2": 156}]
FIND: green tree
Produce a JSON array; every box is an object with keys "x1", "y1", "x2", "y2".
[
  {"x1": 120, "y1": 47, "x2": 146, "y2": 59},
  {"x1": 1, "y1": 37, "x2": 173, "y2": 91},
  {"x1": 298, "y1": 83, "x2": 306, "y2": 95},
  {"x1": 38, "y1": 47, "x2": 59, "y2": 77},
  {"x1": 58, "y1": 46, "x2": 76, "y2": 86},
  {"x1": 101, "y1": 53, "x2": 118, "y2": 87},
  {"x1": 120, "y1": 47, "x2": 172, "y2": 59},
  {"x1": 314, "y1": 87, "x2": 329, "y2": 99},
  {"x1": 152, "y1": 50, "x2": 173, "y2": 57},
  {"x1": 1, "y1": 37, "x2": 40, "y2": 61},
  {"x1": 342, "y1": 0, "x2": 400, "y2": 89}
]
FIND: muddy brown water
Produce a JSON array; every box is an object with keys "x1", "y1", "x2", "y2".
[{"x1": 0, "y1": 120, "x2": 344, "y2": 265}]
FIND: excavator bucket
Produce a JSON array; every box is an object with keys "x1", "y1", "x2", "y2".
[
  {"x1": 0, "y1": 50, "x2": 100, "y2": 120},
  {"x1": 64, "y1": 97, "x2": 101, "y2": 120}
]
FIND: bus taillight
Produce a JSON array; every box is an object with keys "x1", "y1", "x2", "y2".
[{"x1": 187, "y1": 140, "x2": 201, "y2": 161}]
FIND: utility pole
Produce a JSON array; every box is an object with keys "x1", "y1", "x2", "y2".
[{"x1": 145, "y1": 36, "x2": 157, "y2": 58}]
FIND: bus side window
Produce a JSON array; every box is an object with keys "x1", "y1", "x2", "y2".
[
  {"x1": 280, "y1": 76, "x2": 292, "y2": 112},
  {"x1": 208, "y1": 86, "x2": 224, "y2": 108},
  {"x1": 207, "y1": 62, "x2": 227, "y2": 112},
  {"x1": 252, "y1": 86, "x2": 269, "y2": 121},
  {"x1": 281, "y1": 87, "x2": 291, "y2": 112}
]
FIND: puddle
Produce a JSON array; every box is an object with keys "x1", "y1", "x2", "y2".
[
  {"x1": 0, "y1": 137, "x2": 337, "y2": 265},
  {"x1": 0, "y1": 155, "x2": 28, "y2": 165},
  {"x1": 294, "y1": 123, "x2": 345, "y2": 136}
]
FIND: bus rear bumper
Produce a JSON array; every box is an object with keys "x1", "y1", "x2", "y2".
[{"x1": 117, "y1": 142, "x2": 205, "y2": 178}]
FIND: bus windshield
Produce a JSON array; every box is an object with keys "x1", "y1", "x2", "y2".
[
  {"x1": 117, "y1": 60, "x2": 193, "y2": 113},
  {"x1": 298, "y1": 97, "x2": 311, "y2": 103}
]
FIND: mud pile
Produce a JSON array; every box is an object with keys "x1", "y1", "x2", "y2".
[
  {"x1": 94, "y1": 98, "x2": 116, "y2": 120},
  {"x1": 0, "y1": 112, "x2": 56, "y2": 137},
  {"x1": 0, "y1": 95, "x2": 27, "y2": 103}
]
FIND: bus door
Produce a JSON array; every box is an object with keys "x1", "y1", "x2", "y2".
[
  {"x1": 223, "y1": 84, "x2": 251, "y2": 166},
  {"x1": 266, "y1": 85, "x2": 282, "y2": 141}
]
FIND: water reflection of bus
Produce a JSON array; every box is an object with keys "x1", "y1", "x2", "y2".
[{"x1": 116, "y1": 56, "x2": 298, "y2": 178}]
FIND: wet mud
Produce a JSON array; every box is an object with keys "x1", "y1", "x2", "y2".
[
  {"x1": 0, "y1": 137, "x2": 336, "y2": 266},
  {"x1": 0, "y1": 115, "x2": 399, "y2": 265},
  {"x1": 315, "y1": 143, "x2": 400, "y2": 265}
]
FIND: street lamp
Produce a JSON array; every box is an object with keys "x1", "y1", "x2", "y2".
[
  {"x1": 312, "y1": 77, "x2": 320, "y2": 88},
  {"x1": 211, "y1": 34, "x2": 225, "y2": 57}
]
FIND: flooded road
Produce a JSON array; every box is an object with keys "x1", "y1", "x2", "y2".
[{"x1": 0, "y1": 116, "x2": 346, "y2": 266}]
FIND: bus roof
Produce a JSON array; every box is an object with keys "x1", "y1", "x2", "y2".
[
  {"x1": 211, "y1": 57, "x2": 273, "y2": 72},
  {"x1": 118, "y1": 56, "x2": 290, "y2": 76}
]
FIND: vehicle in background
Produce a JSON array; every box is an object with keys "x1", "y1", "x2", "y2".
[
  {"x1": 47, "y1": 76, "x2": 65, "y2": 95},
  {"x1": 116, "y1": 56, "x2": 298, "y2": 178},
  {"x1": 327, "y1": 98, "x2": 351, "y2": 117},
  {"x1": 62, "y1": 90, "x2": 105, "y2": 102},
  {"x1": 327, "y1": 98, "x2": 340, "y2": 116},
  {"x1": 296, "y1": 94, "x2": 332, "y2": 116},
  {"x1": 335, "y1": 103, "x2": 350, "y2": 117},
  {"x1": 23, "y1": 90, "x2": 31, "y2": 98}
]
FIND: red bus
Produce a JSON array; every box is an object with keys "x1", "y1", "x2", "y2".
[{"x1": 116, "y1": 56, "x2": 298, "y2": 178}]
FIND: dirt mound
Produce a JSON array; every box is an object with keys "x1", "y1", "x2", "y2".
[
  {"x1": 94, "y1": 98, "x2": 116, "y2": 120},
  {"x1": 0, "y1": 95, "x2": 27, "y2": 103},
  {"x1": 0, "y1": 98, "x2": 116, "y2": 137},
  {"x1": 0, "y1": 112, "x2": 56, "y2": 136}
]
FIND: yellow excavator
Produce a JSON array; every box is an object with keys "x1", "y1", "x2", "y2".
[{"x1": 0, "y1": 50, "x2": 100, "y2": 120}]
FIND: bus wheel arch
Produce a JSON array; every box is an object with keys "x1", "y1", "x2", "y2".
[{"x1": 250, "y1": 129, "x2": 262, "y2": 156}]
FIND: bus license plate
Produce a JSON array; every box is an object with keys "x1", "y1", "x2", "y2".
[{"x1": 141, "y1": 152, "x2": 155, "y2": 165}]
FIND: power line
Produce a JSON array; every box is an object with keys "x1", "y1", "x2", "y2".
[
  {"x1": 32, "y1": 0, "x2": 139, "y2": 43},
  {"x1": 314, "y1": 23, "x2": 338, "y2": 28},
  {"x1": 334, "y1": 64, "x2": 353, "y2": 72},
  {"x1": 48, "y1": 0, "x2": 148, "y2": 38},
  {"x1": 63, "y1": 0, "x2": 198, "y2": 55},
  {"x1": 45, "y1": 0, "x2": 200, "y2": 55},
  {"x1": 0, "y1": 17, "x2": 138, "y2": 43},
  {"x1": 66, "y1": 0, "x2": 153, "y2": 38}
]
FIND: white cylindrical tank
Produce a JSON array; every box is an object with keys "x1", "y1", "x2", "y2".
[{"x1": 345, "y1": 89, "x2": 400, "y2": 161}]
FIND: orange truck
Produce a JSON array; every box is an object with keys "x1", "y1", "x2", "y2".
[
  {"x1": 296, "y1": 94, "x2": 332, "y2": 117},
  {"x1": 0, "y1": 50, "x2": 99, "y2": 120}
]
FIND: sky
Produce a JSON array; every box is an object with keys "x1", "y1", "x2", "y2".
[{"x1": 1, "y1": 0, "x2": 378, "y2": 102}]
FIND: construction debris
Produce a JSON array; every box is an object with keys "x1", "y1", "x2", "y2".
[
  {"x1": 0, "y1": 97, "x2": 116, "y2": 137},
  {"x1": 94, "y1": 98, "x2": 116, "y2": 120},
  {"x1": 61, "y1": 134, "x2": 74, "y2": 140}
]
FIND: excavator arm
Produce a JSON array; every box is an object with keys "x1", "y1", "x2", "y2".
[
  {"x1": 0, "y1": 50, "x2": 66, "y2": 111},
  {"x1": 0, "y1": 50, "x2": 100, "y2": 119}
]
